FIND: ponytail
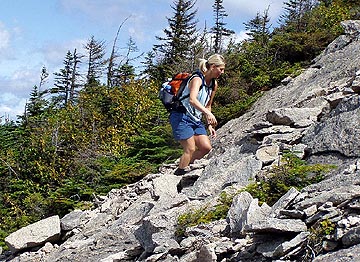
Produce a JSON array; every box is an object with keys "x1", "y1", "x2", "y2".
[
  {"x1": 198, "y1": 54, "x2": 225, "y2": 74},
  {"x1": 198, "y1": 58, "x2": 208, "y2": 74}
]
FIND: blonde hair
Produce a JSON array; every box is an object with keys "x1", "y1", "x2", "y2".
[{"x1": 198, "y1": 54, "x2": 226, "y2": 74}]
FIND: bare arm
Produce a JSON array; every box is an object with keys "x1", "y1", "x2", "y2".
[
  {"x1": 206, "y1": 80, "x2": 218, "y2": 138},
  {"x1": 205, "y1": 80, "x2": 217, "y2": 114},
  {"x1": 188, "y1": 77, "x2": 217, "y2": 126}
]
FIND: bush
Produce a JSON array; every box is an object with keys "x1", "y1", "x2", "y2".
[
  {"x1": 176, "y1": 191, "x2": 235, "y2": 238},
  {"x1": 244, "y1": 153, "x2": 337, "y2": 206}
]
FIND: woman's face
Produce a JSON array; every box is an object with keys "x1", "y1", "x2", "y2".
[{"x1": 211, "y1": 64, "x2": 225, "y2": 79}]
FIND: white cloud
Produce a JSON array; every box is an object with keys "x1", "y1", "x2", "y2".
[
  {"x1": 0, "y1": 93, "x2": 27, "y2": 121},
  {"x1": 40, "y1": 38, "x2": 87, "y2": 65},
  {"x1": 0, "y1": 68, "x2": 38, "y2": 94},
  {"x1": 225, "y1": 0, "x2": 284, "y2": 15},
  {"x1": 0, "y1": 66, "x2": 45, "y2": 120},
  {"x1": 0, "y1": 22, "x2": 10, "y2": 50},
  {"x1": 234, "y1": 30, "x2": 251, "y2": 43}
]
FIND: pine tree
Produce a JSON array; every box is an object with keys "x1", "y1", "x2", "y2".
[
  {"x1": 69, "y1": 49, "x2": 83, "y2": 104},
  {"x1": 24, "y1": 67, "x2": 49, "y2": 120},
  {"x1": 84, "y1": 36, "x2": 106, "y2": 86},
  {"x1": 52, "y1": 49, "x2": 83, "y2": 107},
  {"x1": 211, "y1": 0, "x2": 234, "y2": 53},
  {"x1": 154, "y1": 0, "x2": 198, "y2": 74},
  {"x1": 112, "y1": 37, "x2": 140, "y2": 86},
  {"x1": 107, "y1": 16, "x2": 132, "y2": 88},
  {"x1": 141, "y1": 51, "x2": 160, "y2": 81},
  {"x1": 244, "y1": 7, "x2": 271, "y2": 46},
  {"x1": 280, "y1": 0, "x2": 319, "y2": 32}
]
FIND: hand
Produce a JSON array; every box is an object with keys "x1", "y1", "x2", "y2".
[
  {"x1": 205, "y1": 112, "x2": 217, "y2": 127},
  {"x1": 208, "y1": 125, "x2": 217, "y2": 139}
]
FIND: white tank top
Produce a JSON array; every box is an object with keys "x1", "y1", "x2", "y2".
[{"x1": 180, "y1": 72, "x2": 214, "y2": 122}]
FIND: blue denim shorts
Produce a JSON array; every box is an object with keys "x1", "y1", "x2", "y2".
[{"x1": 169, "y1": 112, "x2": 207, "y2": 141}]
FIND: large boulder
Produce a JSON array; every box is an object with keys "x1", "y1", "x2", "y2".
[
  {"x1": 5, "y1": 216, "x2": 61, "y2": 253},
  {"x1": 303, "y1": 96, "x2": 360, "y2": 157}
]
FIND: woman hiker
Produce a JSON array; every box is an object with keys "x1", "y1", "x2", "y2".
[{"x1": 170, "y1": 54, "x2": 226, "y2": 175}]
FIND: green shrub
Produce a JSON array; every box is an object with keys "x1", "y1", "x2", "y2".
[
  {"x1": 176, "y1": 191, "x2": 235, "y2": 238},
  {"x1": 244, "y1": 153, "x2": 336, "y2": 206},
  {"x1": 176, "y1": 153, "x2": 336, "y2": 238},
  {"x1": 300, "y1": 218, "x2": 336, "y2": 261}
]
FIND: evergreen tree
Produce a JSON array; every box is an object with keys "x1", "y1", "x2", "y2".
[
  {"x1": 112, "y1": 37, "x2": 140, "y2": 86},
  {"x1": 84, "y1": 36, "x2": 106, "y2": 86},
  {"x1": 107, "y1": 16, "x2": 131, "y2": 88},
  {"x1": 52, "y1": 49, "x2": 83, "y2": 107},
  {"x1": 154, "y1": 0, "x2": 198, "y2": 75},
  {"x1": 280, "y1": 0, "x2": 319, "y2": 32},
  {"x1": 190, "y1": 23, "x2": 211, "y2": 70},
  {"x1": 211, "y1": 0, "x2": 234, "y2": 53},
  {"x1": 244, "y1": 7, "x2": 271, "y2": 46},
  {"x1": 141, "y1": 51, "x2": 161, "y2": 81},
  {"x1": 115, "y1": 63, "x2": 135, "y2": 86},
  {"x1": 69, "y1": 49, "x2": 83, "y2": 104},
  {"x1": 25, "y1": 66, "x2": 49, "y2": 119}
]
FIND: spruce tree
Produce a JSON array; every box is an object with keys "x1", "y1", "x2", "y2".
[
  {"x1": 211, "y1": 0, "x2": 234, "y2": 53},
  {"x1": 112, "y1": 37, "x2": 140, "y2": 86},
  {"x1": 154, "y1": 0, "x2": 198, "y2": 75},
  {"x1": 52, "y1": 49, "x2": 83, "y2": 107},
  {"x1": 84, "y1": 36, "x2": 106, "y2": 86},
  {"x1": 280, "y1": 0, "x2": 319, "y2": 32},
  {"x1": 26, "y1": 66, "x2": 49, "y2": 117},
  {"x1": 244, "y1": 7, "x2": 271, "y2": 46},
  {"x1": 69, "y1": 49, "x2": 83, "y2": 104}
]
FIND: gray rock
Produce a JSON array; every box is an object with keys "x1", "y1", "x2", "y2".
[
  {"x1": 134, "y1": 206, "x2": 186, "y2": 256},
  {"x1": 322, "y1": 239, "x2": 338, "y2": 251},
  {"x1": 60, "y1": 209, "x2": 84, "y2": 231},
  {"x1": 262, "y1": 131, "x2": 305, "y2": 146},
  {"x1": 186, "y1": 151, "x2": 261, "y2": 198},
  {"x1": 272, "y1": 232, "x2": 310, "y2": 258},
  {"x1": 279, "y1": 209, "x2": 304, "y2": 219},
  {"x1": 303, "y1": 96, "x2": 360, "y2": 157},
  {"x1": 313, "y1": 243, "x2": 360, "y2": 262},
  {"x1": 256, "y1": 235, "x2": 290, "y2": 258},
  {"x1": 270, "y1": 187, "x2": 300, "y2": 218},
  {"x1": 197, "y1": 243, "x2": 217, "y2": 262},
  {"x1": 294, "y1": 185, "x2": 360, "y2": 210},
  {"x1": 303, "y1": 204, "x2": 318, "y2": 218},
  {"x1": 281, "y1": 76, "x2": 293, "y2": 85},
  {"x1": 351, "y1": 74, "x2": 360, "y2": 93},
  {"x1": 244, "y1": 218, "x2": 307, "y2": 234},
  {"x1": 341, "y1": 20, "x2": 360, "y2": 36},
  {"x1": 5, "y1": 215, "x2": 61, "y2": 253},
  {"x1": 255, "y1": 144, "x2": 280, "y2": 165},
  {"x1": 342, "y1": 226, "x2": 360, "y2": 247},
  {"x1": 227, "y1": 192, "x2": 272, "y2": 236},
  {"x1": 113, "y1": 196, "x2": 154, "y2": 226},
  {"x1": 266, "y1": 107, "x2": 323, "y2": 127},
  {"x1": 149, "y1": 174, "x2": 189, "y2": 214}
]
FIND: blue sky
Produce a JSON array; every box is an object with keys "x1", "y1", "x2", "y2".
[{"x1": 0, "y1": 0, "x2": 285, "y2": 121}]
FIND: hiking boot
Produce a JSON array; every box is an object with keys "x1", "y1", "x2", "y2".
[{"x1": 174, "y1": 168, "x2": 187, "y2": 176}]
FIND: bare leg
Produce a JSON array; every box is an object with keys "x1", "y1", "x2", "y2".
[
  {"x1": 190, "y1": 134, "x2": 212, "y2": 163},
  {"x1": 178, "y1": 136, "x2": 196, "y2": 169}
]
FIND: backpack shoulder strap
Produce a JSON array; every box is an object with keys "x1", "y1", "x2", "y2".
[
  {"x1": 178, "y1": 70, "x2": 205, "y2": 101},
  {"x1": 192, "y1": 70, "x2": 205, "y2": 87}
]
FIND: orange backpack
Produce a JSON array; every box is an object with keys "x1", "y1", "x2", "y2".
[
  {"x1": 158, "y1": 71, "x2": 204, "y2": 112},
  {"x1": 168, "y1": 72, "x2": 191, "y2": 96}
]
